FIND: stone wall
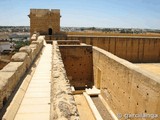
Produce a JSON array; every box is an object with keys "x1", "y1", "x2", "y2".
[
  {"x1": 51, "y1": 41, "x2": 79, "y2": 120},
  {"x1": 57, "y1": 40, "x2": 80, "y2": 45},
  {"x1": 0, "y1": 60, "x2": 9, "y2": 70},
  {"x1": 0, "y1": 34, "x2": 44, "y2": 110},
  {"x1": 29, "y1": 9, "x2": 60, "y2": 35},
  {"x1": 67, "y1": 35, "x2": 160, "y2": 63},
  {"x1": 93, "y1": 46, "x2": 160, "y2": 120},
  {"x1": 59, "y1": 45, "x2": 93, "y2": 89}
]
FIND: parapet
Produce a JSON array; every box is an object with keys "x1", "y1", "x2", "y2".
[
  {"x1": 0, "y1": 34, "x2": 44, "y2": 111},
  {"x1": 30, "y1": 9, "x2": 60, "y2": 17},
  {"x1": 51, "y1": 9, "x2": 60, "y2": 13}
]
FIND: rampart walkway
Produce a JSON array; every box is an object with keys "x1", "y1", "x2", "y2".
[
  {"x1": 14, "y1": 44, "x2": 52, "y2": 120},
  {"x1": 136, "y1": 63, "x2": 160, "y2": 77}
]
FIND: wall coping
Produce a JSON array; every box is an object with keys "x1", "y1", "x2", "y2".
[
  {"x1": 93, "y1": 46, "x2": 160, "y2": 85},
  {"x1": 68, "y1": 35, "x2": 160, "y2": 39}
]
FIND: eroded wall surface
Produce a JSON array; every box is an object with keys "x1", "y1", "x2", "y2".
[
  {"x1": 59, "y1": 45, "x2": 93, "y2": 88},
  {"x1": 67, "y1": 35, "x2": 160, "y2": 63},
  {"x1": 51, "y1": 41, "x2": 79, "y2": 120},
  {"x1": 93, "y1": 46, "x2": 160, "y2": 120}
]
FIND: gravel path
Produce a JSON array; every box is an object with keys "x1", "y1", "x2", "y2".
[{"x1": 92, "y1": 97, "x2": 113, "y2": 120}]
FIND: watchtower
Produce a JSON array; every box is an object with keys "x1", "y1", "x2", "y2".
[{"x1": 28, "y1": 9, "x2": 60, "y2": 36}]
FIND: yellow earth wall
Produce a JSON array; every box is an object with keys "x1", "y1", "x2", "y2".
[
  {"x1": 59, "y1": 45, "x2": 93, "y2": 88},
  {"x1": 67, "y1": 35, "x2": 160, "y2": 63},
  {"x1": 93, "y1": 46, "x2": 160, "y2": 120}
]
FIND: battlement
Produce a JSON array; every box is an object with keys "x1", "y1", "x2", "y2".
[
  {"x1": 30, "y1": 9, "x2": 60, "y2": 17},
  {"x1": 51, "y1": 9, "x2": 60, "y2": 13}
]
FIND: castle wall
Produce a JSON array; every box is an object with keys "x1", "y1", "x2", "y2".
[
  {"x1": 93, "y1": 46, "x2": 160, "y2": 120},
  {"x1": 51, "y1": 41, "x2": 79, "y2": 119},
  {"x1": 59, "y1": 45, "x2": 93, "y2": 89},
  {"x1": 67, "y1": 35, "x2": 160, "y2": 63},
  {"x1": 0, "y1": 34, "x2": 44, "y2": 110}
]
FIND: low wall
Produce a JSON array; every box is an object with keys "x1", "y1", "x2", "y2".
[
  {"x1": 57, "y1": 40, "x2": 80, "y2": 45},
  {"x1": 93, "y1": 46, "x2": 160, "y2": 120},
  {"x1": 59, "y1": 45, "x2": 93, "y2": 89},
  {"x1": 51, "y1": 41, "x2": 79, "y2": 120},
  {"x1": 0, "y1": 34, "x2": 44, "y2": 110},
  {"x1": 67, "y1": 35, "x2": 160, "y2": 63},
  {"x1": 0, "y1": 60, "x2": 9, "y2": 70}
]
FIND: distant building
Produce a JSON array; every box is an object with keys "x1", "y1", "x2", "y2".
[{"x1": 0, "y1": 40, "x2": 14, "y2": 53}]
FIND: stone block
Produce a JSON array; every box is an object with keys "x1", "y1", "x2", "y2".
[
  {"x1": 29, "y1": 44, "x2": 37, "y2": 49},
  {"x1": 11, "y1": 52, "x2": 28, "y2": 62},
  {"x1": 31, "y1": 41, "x2": 39, "y2": 45},
  {"x1": 0, "y1": 71, "x2": 17, "y2": 109},
  {"x1": 31, "y1": 41, "x2": 41, "y2": 52},
  {"x1": 1, "y1": 62, "x2": 25, "y2": 87},
  {"x1": 30, "y1": 44, "x2": 38, "y2": 54},
  {"x1": 37, "y1": 39, "x2": 44, "y2": 48},
  {"x1": 19, "y1": 46, "x2": 32, "y2": 56},
  {"x1": 30, "y1": 34, "x2": 37, "y2": 41}
]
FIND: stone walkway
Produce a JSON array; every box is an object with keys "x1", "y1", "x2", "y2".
[{"x1": 14, "y1": 44, "x2": 52, "y2": 120}]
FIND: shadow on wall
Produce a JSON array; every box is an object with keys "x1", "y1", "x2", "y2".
[{"x1": 59, "y1": 45, "x2": 94, "y2": 89}]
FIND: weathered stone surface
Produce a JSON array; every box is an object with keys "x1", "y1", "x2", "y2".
[
  {"x1": 31, "y1": 41, "x2": 39, "y2": 45},
  {"x1": 19, "y1": 46, "x2": 32, "y2": 56},
  {"x1": 1, "y1": 62, "x2": 24, "y2": 72},
  {"x1": 0, "y1": 71, "x2": 16, "y2": 108},
  {"x1": 0, "y1": 75, "x2": 8, "y2": 90},
  {"x1": 30, "y1": 44, "x2": 39, "y2": 56},
  {"x1": 29, "y1": 9, "x2": 60, "y2": 35},
  {"x1": 1, "y1": 62, "x2": 25, "y2": 87},
  {"x1": 30, "y1": 33, "x2": 37, "y2": 41},
  {"x1": 59, "y1": 45, "x2": 93, "y2": 88},
  {"x1": 29, "y1": 44, "x2": 37, "y2": 49},
  {"x1": 51, "y1": 41, "x2": 79, "y2": 120},
  {"x1": 93, "y1": 46, "x2": 160, "y2": 118},
  {"x1": 11, "y1": 52, "x2": 28, "y2": 62}
]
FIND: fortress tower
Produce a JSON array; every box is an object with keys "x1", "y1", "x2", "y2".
[{"x1": 28, "y1": 9, "x2": 60, "y2": 36}]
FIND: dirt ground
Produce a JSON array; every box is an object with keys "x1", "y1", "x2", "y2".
[
  {"x1": 74, "y1": 94, "x2": 95, "y2": 120},
  {"x1": 92, "y1": 97, "x2": 113, "y2": 120}
]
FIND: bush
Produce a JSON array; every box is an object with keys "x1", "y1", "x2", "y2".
[{"x1": 14, "y1": 41, "x2": 30, "y2": 51}]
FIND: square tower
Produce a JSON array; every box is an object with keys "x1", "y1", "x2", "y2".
[{"x1": 28, "y1": 9, "x2": 60, "y2": 36}]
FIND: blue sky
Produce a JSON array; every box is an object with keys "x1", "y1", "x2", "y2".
[{"x1": 0, "y1": 0, "x2": 160, "y2": 29}]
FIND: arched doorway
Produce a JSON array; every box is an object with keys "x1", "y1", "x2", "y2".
[{"x1": 48, "y1": 28, "x2": 52, "y2": 35}]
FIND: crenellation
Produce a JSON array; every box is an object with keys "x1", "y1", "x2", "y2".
[{"x1": 0, "y1": 34, "x2": 44, "y2": 112}]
